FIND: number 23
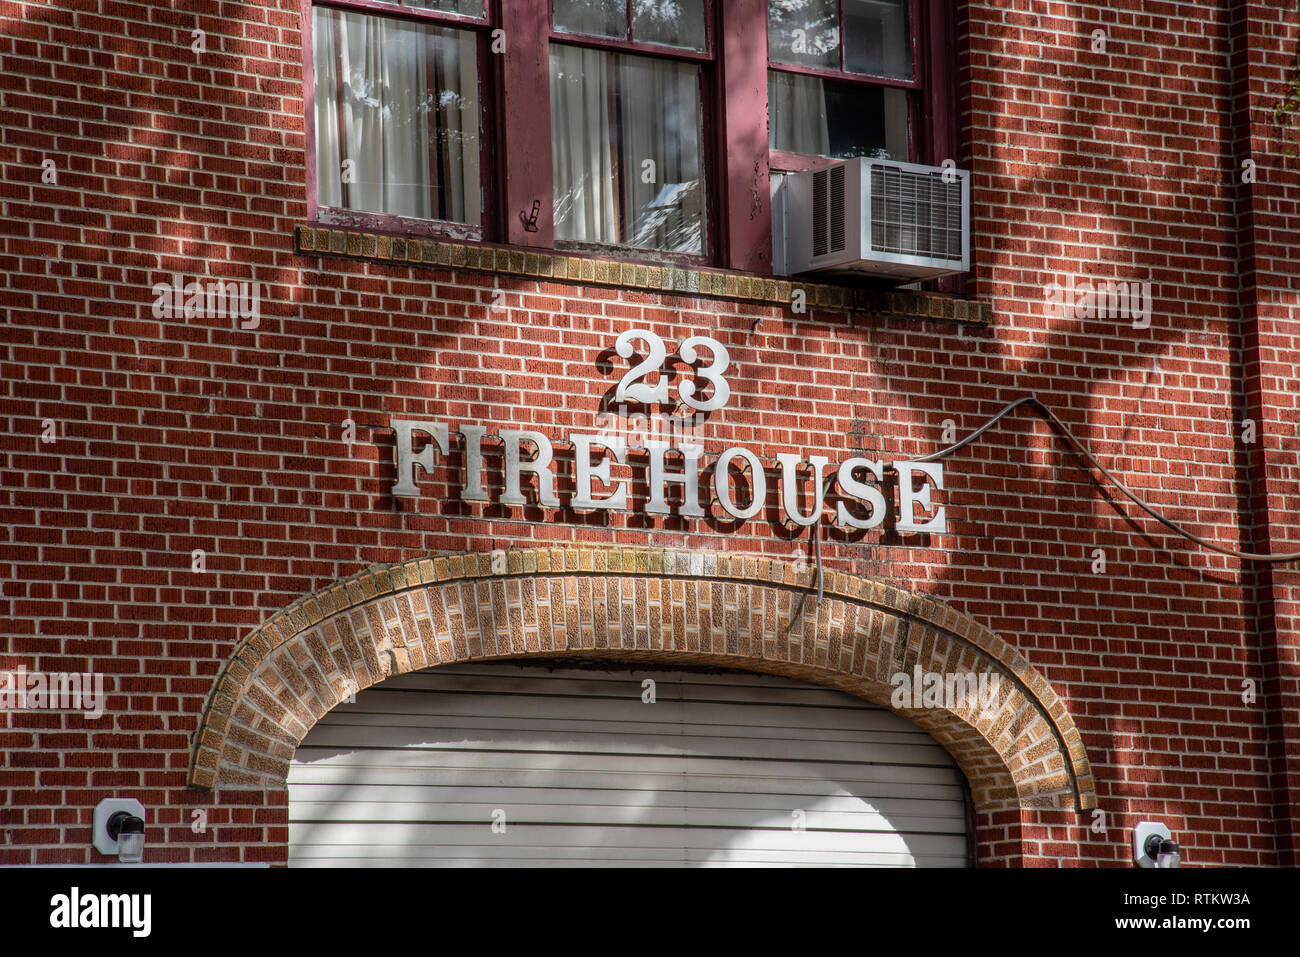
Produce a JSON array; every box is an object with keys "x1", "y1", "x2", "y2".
[{"x1": 613, "y1": 330, "x2": 731, "y2": 413}]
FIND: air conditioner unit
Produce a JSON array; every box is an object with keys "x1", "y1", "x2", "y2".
[{"x1": 781, "y1": 157, "x2": 970, "y2": 281}]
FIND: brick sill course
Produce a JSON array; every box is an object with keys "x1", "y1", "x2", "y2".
[{"x1": 294, "y1": 225, "x2": 990, "y2": 326}]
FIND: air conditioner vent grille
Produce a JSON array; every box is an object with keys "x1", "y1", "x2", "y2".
[
  {"x1": 812, "y1": 169, "x2": 828, "y2": 258},
  {"x1": 829, "y1": 163, "x2": 846, "y2": 254},
  {"x1": 870, "y1": 164, "x2": 964, "y2": 261}
]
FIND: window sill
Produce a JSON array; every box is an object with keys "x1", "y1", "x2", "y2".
[{"x1": 293, "y1": 224, "x2": 990, "y2": 325}]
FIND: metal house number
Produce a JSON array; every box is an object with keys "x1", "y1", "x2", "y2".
[{"x1": 614, "y1": 330, "x2": 731, "y2": 412}]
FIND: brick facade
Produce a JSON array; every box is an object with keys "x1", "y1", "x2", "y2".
[{"x1": 1, "y1": 1, "x2": 1297, "y2": 867}]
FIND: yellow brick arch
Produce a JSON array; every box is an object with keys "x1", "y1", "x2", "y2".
[{"x1": 189, "y1": 546, "x2": 1095, "y2": 820}]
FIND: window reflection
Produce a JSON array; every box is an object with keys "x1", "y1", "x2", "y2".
[
  {"x1": 769, "y1": 0, "x2": 912, "y2": 78},
  {"x1": 553, "y1": 0, "x2": 627, "y2": 39},
  {"x1": 768, "y1": 0, "x2": 840, "y2": 70},
  {"x1": 843, "y1": 0, "x2": 911, "y2": 78},
  {"x1": 551, "y1": 47, "x2": 707, "y2": 255},
  {"x1": 632, "y1": 0, "x2": 706, "y2": 51},
  {"x1": 404, "y1": 0, "x2": 483, "y2": 16}
]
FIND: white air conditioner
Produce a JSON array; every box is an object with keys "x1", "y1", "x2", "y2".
[{"x1": 780, "y1": 157, "x2": 970, "y2": 280}]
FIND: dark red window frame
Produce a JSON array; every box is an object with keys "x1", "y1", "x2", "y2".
[
  {"x1": 302, "y1": 0, "x2": 499, "y2": 243},
  {"x1": 767, "y1": 0, "x2": 941, "y2": 171},
  {"x1": 301, "y1": 0, "x2": 959, "y2": 279}
]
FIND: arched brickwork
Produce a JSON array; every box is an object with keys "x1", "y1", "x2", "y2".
[{"x1": 189, "y1": 547, "x2": 1095, "y2": 817}]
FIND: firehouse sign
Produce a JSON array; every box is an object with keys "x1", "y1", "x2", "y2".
[{"x1": 390, "y1": 330, "x2": 946, "y2": 534}]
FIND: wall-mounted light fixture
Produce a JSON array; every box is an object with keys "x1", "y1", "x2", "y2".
[
  {"x1": 1133, "y1": 821, "x2": 1180, "y2": 868},
  {"x1": 93, "y1": 798, "x2": 146, "y2": 863}
]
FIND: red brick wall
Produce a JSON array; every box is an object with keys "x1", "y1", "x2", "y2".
[
  {"x1": 1227, "y1": 0, "x2": 1300, "y2": 865},
  {"x1": 1, "y1": 0, "x2": 1296, "y2": 866}
]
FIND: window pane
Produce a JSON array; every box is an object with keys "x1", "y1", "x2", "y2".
[
  {"x1": 553, "y1": 0, "x2": 627, "y2": 39},
  {"x1": 768, "y1": 70, "x2": 907, "y2": 160},
  {"x1": 632, "y1": 0, "x2": 706, "y2": 50},
  {"x1": 551, "y1": 46, "x2": 707, "y2": 255},
  {"x1": 768, "y1": 0, "x2": 840, "y2": 70},
  {"x1": 843, "y1": 0, "x2": 911, "y2": 77},
  {"x1": 313, "y1": 7, "x2": 481, "y2": 224},
  {"x1": 404, "y1": 0, "x2": 484, "y2": 16}
]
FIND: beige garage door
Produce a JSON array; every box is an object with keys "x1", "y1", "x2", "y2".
[{"x1": 287, "y1": 661, "x2": 971, "y2": 867}]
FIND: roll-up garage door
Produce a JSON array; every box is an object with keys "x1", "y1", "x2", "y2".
[{"x1": 287, "y1": 662, "x2": 970, "y2": 867}]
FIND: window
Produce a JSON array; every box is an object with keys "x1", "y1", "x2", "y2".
[
  {"x1": 767, "y1": 0, "x2": 915, "y2": 163},
  {"x1": 549, "y1": 1, "x2": 713, "y2": 259},
  {"x1": 302, "y1": 0, "x2": 956, "y2": 275},
  {"x1": 307, "y1": 0, "x2": 492, "y2": 239}
]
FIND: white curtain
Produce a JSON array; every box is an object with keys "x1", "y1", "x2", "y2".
[
  {"x1": 314, "y1": 7, "x2": 480, "y2": 224},
  {"x1": 769, "y1": 71, "x2": 831, "y2": 156},
  {"x1": 550, "y1": 46, "x2": 617, "y2": 242},
  {"x1": 550, "y1": 45, "x2": 704, "y2": 254}
]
